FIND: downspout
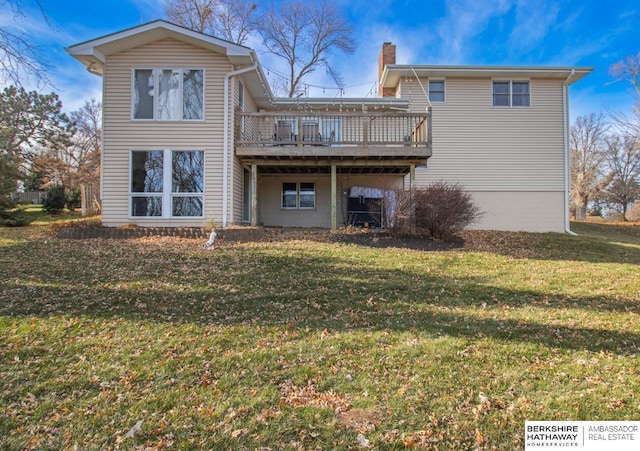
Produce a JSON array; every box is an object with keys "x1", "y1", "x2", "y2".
[
  {"x1": 223, "y1": 62, "x2": 258, "y2": 228},
  {"x1": 563, "y1": 69, "x2": 578, "y2": 236}
]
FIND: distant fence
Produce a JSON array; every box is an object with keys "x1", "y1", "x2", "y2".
[
  {"x1": 12, "y1": 186, "x2": 101, "y2": 216},
  {"x1": 12, "y1": 191, "x2": 46, "y2": 204}
]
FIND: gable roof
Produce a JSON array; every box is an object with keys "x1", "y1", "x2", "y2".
[
  {"x1": 66, "y1": 19, "x2": 274, "y2": 107},
  {"x1": 66, "y1": 20, "x2": 254, "y2": 72}
]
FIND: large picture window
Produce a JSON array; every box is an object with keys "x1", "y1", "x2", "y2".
[
  {"x1": 131, "y1": 150, "x2": 163, "y2": 216},
  {"x1": 493, "y1": 80, "x2": 530, "y2": 107},
  {"x1": 133, "y1": 68, "x2": 204, "y2": 120},
  {"x1": 172, "y1": 151, "x2": 204, "y2": 217},
  {"x1": 281, "y1": 182, "x2": 315, "y2": 209},
  {"x1": 131, "y1": 150, "x2": 204, "y2": 217}
]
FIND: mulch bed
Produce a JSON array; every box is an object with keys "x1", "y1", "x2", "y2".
[{"x1": 330, "y1": 230, "x2": 465, "y2": 251}]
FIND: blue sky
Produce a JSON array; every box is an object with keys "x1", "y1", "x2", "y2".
[{"x1": 4, "y1": 0, "x2": 639, "y2": 119}]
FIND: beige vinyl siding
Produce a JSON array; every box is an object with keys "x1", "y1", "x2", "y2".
[
  {"x1": 231, "y1": 78, "x2": 258, "y2": 225},
  {"x1": 102, "y1": 38, "x2": 231, "y2": 226},
  {"x1": 258, "y1": 174, "x2": 404, "y2": 228},
  {"x1": 468, "y1": 191, "x2": 565, "y2": 232},
  {"x1": 399, "y1": 77, "x2": 566, "y2": 232}
]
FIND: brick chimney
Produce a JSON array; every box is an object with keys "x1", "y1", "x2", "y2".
[{"x1": 378, "y1": 42, "x2": 396, "y2": 97}]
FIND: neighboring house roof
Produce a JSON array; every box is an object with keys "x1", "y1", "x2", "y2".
[
  {"x1": 381, "y1": 64, "x2": 594, "y2": 89},
  {"x1": 66, "y1": 19, "x2": 273, "y2": 107}
]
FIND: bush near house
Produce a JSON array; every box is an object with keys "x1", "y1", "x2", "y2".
[{"x1": 394, "y1": 182, "x2": 481, "y2": 239}]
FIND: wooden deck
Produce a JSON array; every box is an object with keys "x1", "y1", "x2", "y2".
[{"x1": 235, "y1": 110, "x2": 432, "y2": 161}]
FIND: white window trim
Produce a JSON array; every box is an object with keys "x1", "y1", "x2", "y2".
[
  {"x1": 428, "y1": 79, "x2": 446, "y2": 103},
  {"x1": 492, "y1": 79, "x2": 531, "y2": 108},
  {"x1": 131, "y1": 68, "x2": 206, "y2": 121},
  {"x1": 129, "y1": 149, "x2": 205, "y2": 219}
]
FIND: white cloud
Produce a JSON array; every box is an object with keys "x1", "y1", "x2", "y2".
[
  {"x1": 430, "y1": 0, "x2": 514, "y2": 64},
  {"x1": 508, "y1": 0, "x2": 560, "y2": 53}
]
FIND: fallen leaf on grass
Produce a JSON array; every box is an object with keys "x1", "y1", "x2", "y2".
[
  {"x1": 338, "y1": 408, "x2": 383, "y2": 432},
  {"x1": 231, "y1": 428, "x2": 248, "y2": 439},
  {"x1": 280, "y1": 380, "x2": 351, "y2": 413}
]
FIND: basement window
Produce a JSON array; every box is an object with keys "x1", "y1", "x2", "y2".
[{"x1": 281, "y1": 182, "x2": 316, "y2": 209}]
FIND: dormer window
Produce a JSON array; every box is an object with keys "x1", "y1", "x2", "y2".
[{"x1": 133, "y1": 68, "x2": 204, "y2": 120}]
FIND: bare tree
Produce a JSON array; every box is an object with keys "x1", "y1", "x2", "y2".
[
  {"x1": 603, "y1": 133, "x2": 640, "y2": 219},
  {"x1": 164, "y1": 0, "x2": 258, "y2": 45},
  {"x1": 257, "y1": 0, "x2": 356, "y2": 97},
  {"x1": 0, "y1": 0, "x2": 53, "y2": 87},
  {"x1": 610, "y1": 52, "x2": 640, "y2": 98},
  {"x1": 609, "y1": 52, "x2": 640, "y2": 140},
  {"x1": 31, "y1": 99, "x2": 101, "y2": 188},
  {"x1": 165, "y1": 0, "x2": 216, "y2": 34},
  {"x1": 216, "y1": 0, "x2": 258, "y2": 45},
  {"x1": 68, "y1": 98, "x2": 101, "y2": 186},
  {"x1": 165, "y1": 0, "x2": 355, "y2": 97},
  {"x1": 569, "y1": 113, "x2": 612, "y2": 220}
]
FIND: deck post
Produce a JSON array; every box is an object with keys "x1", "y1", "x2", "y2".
[
  {"x1": 410, "y1": 164, "x2": 416, "y2": 234},
  {"x1": 362, "y1": 105, "x2": 368, "y2": 148},
  {"x1": 331, "y1": 164, "x2": 337, "y2": 231},
  {"x1": 250, "y1": 164, "x2": 257, "y2": 226}
]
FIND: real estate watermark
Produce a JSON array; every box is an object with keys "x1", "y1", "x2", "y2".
[{"x1": 525, "y1": 421, "x2": 640, "y2": 450}]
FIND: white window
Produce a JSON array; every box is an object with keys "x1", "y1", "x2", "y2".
[
  {"x1": 428, "y1": 80, "x2": 445, "y2": 102},
  {"x1": 130, "y1": 150, "x2": 204, "y2": 217},
  {"x1": 299, "y1": 182, "x2": 316, "y2": 208},
  {"x1": 282, "y1": 182, "x2": 297, "y2": 209},
  {"x1": 492, "y1": 80, "x2": 530, "y2": 107},
  {"x1": 281, "y1": 182, "x2": 315, "y2": 209},
  {"x1": 133, "y1": 68, "x2": 204, "y2": 120}
]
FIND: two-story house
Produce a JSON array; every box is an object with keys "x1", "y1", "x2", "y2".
[{"x1": 67, "y1": 20, "x2": 591, "y2": 233}]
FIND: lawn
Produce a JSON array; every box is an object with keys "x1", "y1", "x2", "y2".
[{"x1": 1, "y1": 218, "x2": 639, "y2": 449}]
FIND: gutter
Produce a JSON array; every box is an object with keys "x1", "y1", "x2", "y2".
[
  {"x1": 563, "y1": 68, "x2": 578, "y2": 236},
  {"x1": 222, "y1": 62, "x2": 258, "y2": 228}
]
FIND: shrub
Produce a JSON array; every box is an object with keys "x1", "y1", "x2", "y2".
[
  {"x1": 66, "y1": 186, "x2": 81, "y2": 211},
  {"x1": 43, "y1": 185, "x2": 66, "y2": 214},
  {"x1": 393, "y1": 182, "x2": 481, "y2": 240},
  {"x1": 0, "y1": 208, "x2": 32, "y2": 227}
]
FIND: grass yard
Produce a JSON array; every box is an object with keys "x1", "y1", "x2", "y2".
[{"x1": 1, "y1": 218, "x2": 639, "y2": 449}]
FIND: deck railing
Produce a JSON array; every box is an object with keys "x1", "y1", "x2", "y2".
[{"x1": 235, "y1": 110, "x2": 432, "y2": 154}]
